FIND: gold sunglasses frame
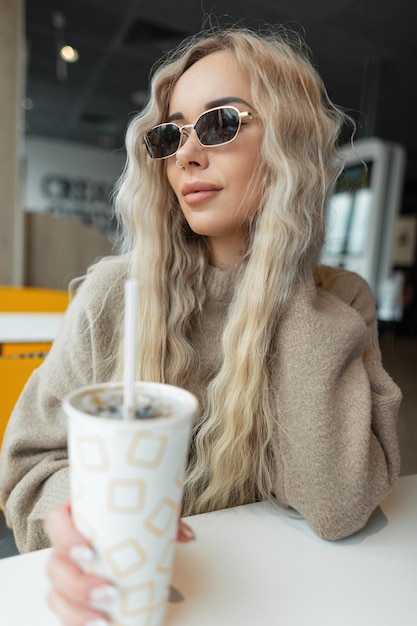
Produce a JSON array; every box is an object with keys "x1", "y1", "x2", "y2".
[{"x1": 144, "y1": 105, "x2": 258, "y2": 160}]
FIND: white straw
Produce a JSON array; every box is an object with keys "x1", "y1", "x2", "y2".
[{"x1": 123, "y1": 279, "x2": 139, "y2": 420}]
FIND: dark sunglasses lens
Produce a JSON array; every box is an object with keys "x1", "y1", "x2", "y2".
[
  {"x1": 145, "y1": 124, "x2": 180, "y2": 158},
  {"x1": 196, "y1": 107, "x2": 240, "y2": 145}
]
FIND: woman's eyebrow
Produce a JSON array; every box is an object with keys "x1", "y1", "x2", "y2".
[
  {"x1": 167, "y1": 111, "x2": 185, "y2": 122},
  {"x1": 167, "y1": 96, "x2": 254, "y2": 122},
  {"x1": 205, "y1": 96, "x2": 253, "y2": 109}
]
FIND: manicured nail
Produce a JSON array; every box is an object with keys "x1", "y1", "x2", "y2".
[
  {"x1": 89, "y1": 584, "x2": 118, "y2": 605},
  {"x1": 181, "y1": 524, "x2": 196, "y2": 540},
  {"x1": 85, "y1": 619, "x2": 111, "y2": 626},
  {"x1": 69, "y1": 545, "x2": 95, "y2": 568}
]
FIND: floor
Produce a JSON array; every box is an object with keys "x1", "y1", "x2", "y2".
[
  {"x1": 0, "y1": 336, "x2": 416, "y2": 560},
  {"x1": 0, "y1": 508, "x2": 18, "y2": 558},
  {"x1": 379, "y1": 336, "x2": 417, "y2": 477}
]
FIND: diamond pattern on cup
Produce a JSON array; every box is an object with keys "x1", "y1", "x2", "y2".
[
  {"x1": 105, "y1": 538, "x2": 148, "y2": 578},
  {"x1": 156, "y1": 539, "x2": 175, "y2": 574},
  {"x1": 127, "y1": 432, "x2": 167, "y2": 469},
  {"x1": 76, "y1": 435, "x2": 109, "y2": 471},
  {"x1": 107, "y1": 479, "x2": 146, "y2": 514},
  {"x1": 145, "y1": 498, "x2": 176, "y2": 537},
  {"x1": 174, "y1": 452, "x2": 188, "y2": 488},
  {"x1": 120, "y1": 580, "x2": 155, "y2": 616}
]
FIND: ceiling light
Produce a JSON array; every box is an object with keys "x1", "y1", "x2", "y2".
[{"x1": 59, "y1": 45, "x2": 79, "y2": 63}]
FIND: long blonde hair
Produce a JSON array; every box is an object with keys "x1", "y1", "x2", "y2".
[{"x1": 113, "y1": 26, "x2": 347, "y2": 515}]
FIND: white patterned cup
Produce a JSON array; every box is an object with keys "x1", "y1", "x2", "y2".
[{"x1": 64, "y1": 381, "x2": 198, "y2": 626}]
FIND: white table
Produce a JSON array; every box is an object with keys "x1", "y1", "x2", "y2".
[
  {"x1": 0, "y1": 313, "x2": 64, "y2": 343},
  {"x1": 1, "y1": 474, "x2": 416, "y2": 626}
]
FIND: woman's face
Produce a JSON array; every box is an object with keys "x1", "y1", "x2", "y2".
[{"x1": 165, "y1": 50, "x2": 264, "y2": 268}]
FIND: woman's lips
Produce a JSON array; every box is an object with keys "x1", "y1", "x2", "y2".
[
  {"x1": 181, "y1": 181, "x2": 222, "y2": 205},
  {"x1": 183, "y1": 189, "x2": 221, "y2": 204}
]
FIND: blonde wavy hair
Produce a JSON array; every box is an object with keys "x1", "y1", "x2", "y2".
[{"x1": 113, "y1": 26, "x2": 347, "y2": 515}]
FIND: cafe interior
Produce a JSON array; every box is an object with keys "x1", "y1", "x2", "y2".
[{"x1": 0, "y1": 1, "x2": 416, "y2": 622}]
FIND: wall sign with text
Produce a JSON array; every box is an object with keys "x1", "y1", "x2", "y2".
[{"x1": 40, "y1": 173, "x2": 116, "y2": 235}]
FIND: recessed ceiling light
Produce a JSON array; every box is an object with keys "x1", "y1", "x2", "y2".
[{"x1": 59, "y1": 45, "x2": 79, "y2": 63}]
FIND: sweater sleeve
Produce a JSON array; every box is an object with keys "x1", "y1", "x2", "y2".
[
  {"x1": 272, "y1": 268, "x2": 401, "y2": 540},
  {"x1": 0, "y1": 257, "x2": 126, "y2": 552}
]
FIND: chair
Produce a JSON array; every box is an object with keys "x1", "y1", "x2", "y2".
[
  {"x1": 0, "y1": 286, "x2": 69, "y2": 313},
  {"x1": 0, "y1": 355, "x2": 45, "y2": 452},
  {"x1": 0, "y1": 286, "x2": 68, "y2": 443},
  {"x1": 0, "y1": 355, "x2": 45, "y2": 512},
  {"x1": 0, "y1": 286, "x2": 68, "y2": 356}
]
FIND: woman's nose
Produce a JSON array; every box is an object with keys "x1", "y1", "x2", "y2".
[
  {"x1": 176, "y1": 128, "x2": 208, "y2": 167},
  {"x1": 177, "y1": 125, "x2": 194, "y2": 149}
]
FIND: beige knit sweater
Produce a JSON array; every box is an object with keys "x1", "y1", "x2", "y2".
[{"x1": 0, "y1": 257, "x2": 401, "y2": 551}]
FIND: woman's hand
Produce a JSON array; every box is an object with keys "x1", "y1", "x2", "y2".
[{"x1": 44, "y1": 502, "x2": 195, "y2": 626}]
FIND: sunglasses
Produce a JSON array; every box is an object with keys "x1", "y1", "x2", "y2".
[{"x1": 144, "y1": 105, "x2": 258, "y2": 160}]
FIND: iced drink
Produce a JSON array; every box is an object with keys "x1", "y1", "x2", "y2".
[{"x1": 64, "y1": 381, "x2": 198, "y2": 626}]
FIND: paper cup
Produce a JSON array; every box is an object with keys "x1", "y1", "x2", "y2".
[{"x1": 64, "y1": 381, "x2": 198, "y2": 626}]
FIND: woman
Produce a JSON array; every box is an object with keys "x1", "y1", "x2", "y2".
[{"x1": 0, "y1": 26, "x2": 400, "y2": 625}]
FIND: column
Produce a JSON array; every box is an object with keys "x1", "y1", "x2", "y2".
[{"x1": 0, "y1": 0, "x2": 24, "y2": 284}]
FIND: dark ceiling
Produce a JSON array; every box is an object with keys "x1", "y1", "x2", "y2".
[{"x1": 24, "y1": 0, "x2": 417, "y2": 207}]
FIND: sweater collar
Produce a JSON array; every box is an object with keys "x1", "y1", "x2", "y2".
[{"x1": 205, "y1": 264, "x2": 237, "y2": 303}]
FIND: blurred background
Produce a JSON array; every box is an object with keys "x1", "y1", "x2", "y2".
[
  {"x1": 1, "y1": 1, "x2": 416, "y2": 298},
  {"x1": 0, "y1": 0, "x2": 416, "y2": 559},
  {"x1": 0, "y1": 0, "x2": 416, "y2": 466}
]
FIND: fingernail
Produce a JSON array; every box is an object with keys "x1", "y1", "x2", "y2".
[
  {"x1": 69, "y1": 545, "x2": 95, "y2": 568},
  {"x1": 89, "y1": 584, "x2": 118, "y2": 605},
  {"x1": 182, "y1": 524, "x2": 196, "y2": 540},
  {"x1": 85, "y1": 619, "x2": 111, "y2": 626}
]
